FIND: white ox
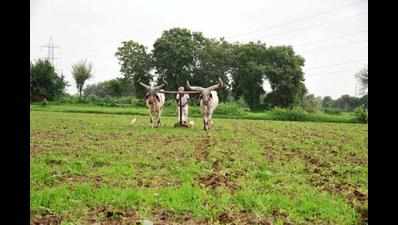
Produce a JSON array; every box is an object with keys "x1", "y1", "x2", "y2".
[
  {"x1": 186, "y1": 78, "x2": 224, "y2": 130},
  {"x1": 139, "y1": 81, "x2": 167, "y2": 128}
]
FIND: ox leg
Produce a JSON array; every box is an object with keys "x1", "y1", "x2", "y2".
[
  {"x1": 148, "y1": 108, "x2": 153, "y2": 125},
  {"x1": 156, "y1": 114, "x2": 160, "y2": 128},
  {"x1": 158, "y1": 110, "x2": 162, "y2": 127},
  {"x1": 150, "y1": 112, "x2": 155, "y2": 128},
  {"x1": 153, "y1": 112, "x2": 160, "y2": 128},
  {"x1": 208, "y1": 112, "x2": 214, "y2": 129},
  {"x1": 203, "y1": 116, "x2": 209, "y2": 131}
]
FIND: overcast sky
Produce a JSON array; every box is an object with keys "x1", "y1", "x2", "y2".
[{"x1": 30, "y1": 0, "x2": 368, "y2": 99}]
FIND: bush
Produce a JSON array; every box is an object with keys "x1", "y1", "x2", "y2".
[
  {"x1": 323, "y1": 108, "x2": 343, "y2": 115},
  {"x1": 354, "y1": 105, "x2": 368, "y2": 123},
  {"x1": 41, "y1": 98, "x2": 48, "y2": 106},
  {"x1": 57, "y1": 95, "x2": 147, "y2": 107},
  {"x1": 237, "y1": 97, "x2": 249, "y2": 108},
  {"x1": 215, "y1": 102, "x2": 249, "y2": 116},
  {"x1": 270, "y1": 107, "x2": 308, "y2": 121}
]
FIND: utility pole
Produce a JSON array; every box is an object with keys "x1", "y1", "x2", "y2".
[{"x1": 41, "y1": 37, "x2": 59, "y2": 66}]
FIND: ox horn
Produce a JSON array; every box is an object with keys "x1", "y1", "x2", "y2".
[
  {"x1": 139, "y1": 82, "x2": 151, "y2": 90},
  {"x1": 153, "y1": 77, "x2": 168, "y2": 90},
  {"x1": 207, "y1": 77, "x2": 224, "y2": 91},
  {"x1": 186, "y1": 80, "x2": 204, "y2": 91}
]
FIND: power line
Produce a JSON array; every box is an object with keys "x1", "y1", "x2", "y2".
[
  {"x1": 226, "y1": 0, "x2": 366, "y2": 39},
  {"x1": 291, "y1": 29, "x2": 368, "y2": 49},
  {"x1": 305, "y1": 58, "x2": 368, "y2": 72},
  {"x1": 247, "y1": 9, "x2": 368, "y2": 43},
  {"x1": 300, "y1": 38, "x2": 368, "y2": 54},
  {"x1": 306, "y1": 66, "x2": 365, "y2": 77},
  {"x1": 227, "y1": 0, "x2": 364, "y2": 39}
]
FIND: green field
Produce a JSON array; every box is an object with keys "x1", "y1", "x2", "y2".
[
  {"x1": 31, "y1": 103, "x2": 359, "y2": 124},
  {"x1": 30, "y1": 110, "x2": 368, "y2": 225}
]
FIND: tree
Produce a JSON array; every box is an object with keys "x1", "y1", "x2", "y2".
[
  {"x1": 322, "y1": 96, "x2": 334, "y2": 108},
  {"x1": 116, "y1": 27, "x2": 307, "y2": 109},
  {"x1": 302, "y1": 94, "x2": 322, "y2": 112},
  {"x1": 84, "y1": 77, "x2": 133, "y2": 98},
  {"x1": 356, "y1": 65, "x2": 368, "y2": 95},
  {"x1": 84, "y1": 82, "x2": 107, "y2": 97},
  {"x1": 115, "y1": 41, "x2": 153, "y2": 98},
  {"x1": 72, "y1": 60, "x2": 93, "y2": 98},
  {"x1": 334, "y1": 94, "x2": 361, "y2": 111},
  {"x1": 152, "y1": 28, "x2": 196, "y2": 91},
  {"x1": 31, "y1": 59, "x2": 68, "y2": 101},
  {"x1": 230, "y1": 42, "x2": 268, "y2": 109},
  {"x1": 360, "y1": 94, "x2": 368, "y2": 109},
  {"x1": 152, "y1": 28, "x2": 233, "y2": 102},
  {"x1": 191, "y1": 37, "x2": 233, "y2": 102},
  {"x1": 263, "y1": 46, "x2": 307, "y2": 108},
  {"x1": 230, "y1": 43, "x2": 306, "y2": 109}
]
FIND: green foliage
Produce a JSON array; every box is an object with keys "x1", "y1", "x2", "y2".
[
  {"x1": 191, "y1": 37, "x2": 233, "y2": 102},
  {"x1": 302, "y1": 94, "x2": 322, "y2": 113},
  {"x1": 271, "y1": 107, "x2": 308, "y2": 121},
  {"x1": 31, "y1": 102, "x2": 359, "y2": 123},
  {"x1": 115, "y1": 41, "x2": 152, "y2": 98},
  {"x1": 231, "y1": 43, "x2": 306, "y2": 109},
  {"x1": 71, "y1": 60, "x2": 93, "y2": 98},
  {"x1": 230, "y1": 42, "x2": 268, "y2": 109},
  {"x1": 58, "y1": 95, "x2": 145, "y2": 107},
  {"x1": 323, "y1": 108, "x2": 343, "y2": 115},
  {"x1": 354, "y1": 105, "x2": 368, "y2": 123},
  {"x1": 360, "y1": 94, "x2": 368, "y2": 109},
  {"x1": 262, "y1": 46, "x2": 307, "y2": 108},
  {"x1": 152, "y1": 28, "x2": 196, "y2": 91},
  {"x1": 216, "y1": 102, "x2": 249, "y2": 116},
  {"x1": 31, "y1": 59, "x2": 68, "y2": 101},
  {"x1": 355, "y1": 65, "x2": 368, "y2": 95},
  {"x1": 334, "y1": 95, "x2": 362, "y2": 112},
  {"x1": 115, "y1": 28, "x2": 307, "y2": 109},
  {"x1": 322, "y1": 96, "x2": 334, "y2": 108},
  {"x1": 41, "y1": 98, "x2": 48, "y2": 106},
  {"x1": 84, "y1": 78, "x2": 134, "y2": 98},
  {"x1": 320, "y1": 95, "x2": 368, "y2": 113}
]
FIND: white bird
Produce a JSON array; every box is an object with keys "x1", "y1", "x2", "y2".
[{"x1": 130, "y1": 118, "x2": 137, "y2": 125}]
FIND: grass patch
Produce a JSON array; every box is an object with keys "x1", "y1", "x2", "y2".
[
  {"x1": 31, "y1": 111, "x2": 367, "y2": 224},
  {"x1": 32, "y1": 102, "x2": 358, "y2": 123}
]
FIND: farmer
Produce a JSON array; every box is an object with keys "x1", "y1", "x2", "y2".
[{"x1": 176, "y1": 86, "x2": 190, "y2": 127}]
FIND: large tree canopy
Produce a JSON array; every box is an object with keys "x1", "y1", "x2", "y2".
[
  {"x1": 191, "y1": 37, "x2": 233, "y2": 102},
  {"x1": 230, "y1": 42, "x2": 268, "y2": 109},
  {"x1": 152, "y1": 28, "x2": 196, "y2": 91},
  {"x1": 116, "y1": 27, "x2": 308, "y2": 109},
  {"x1": 263, "y1": 46, "x2": 307, "y2": 108},
  {"x1": 31, "y1": 59, "x2": 68, "y2": 101},
  {"x1": 115, "y1": 41, "x2": 152, "y2": 98}
]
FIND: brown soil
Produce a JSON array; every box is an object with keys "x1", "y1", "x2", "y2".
[
  {"x1": 31, "y1": 213, "x2": 62, "y2": 225},
  {"x1": 81, "y1": 207, "x2": 280, "y2": 225},
  {"x1": 198, "y1": 172, "x2": 238, "y2": 191},
  {"x1": 85, "y1": 207, "x2": 140, "y2": 225},
  {"x1": 194, "y1": 135, "x2": 212, "y2": 161}
]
